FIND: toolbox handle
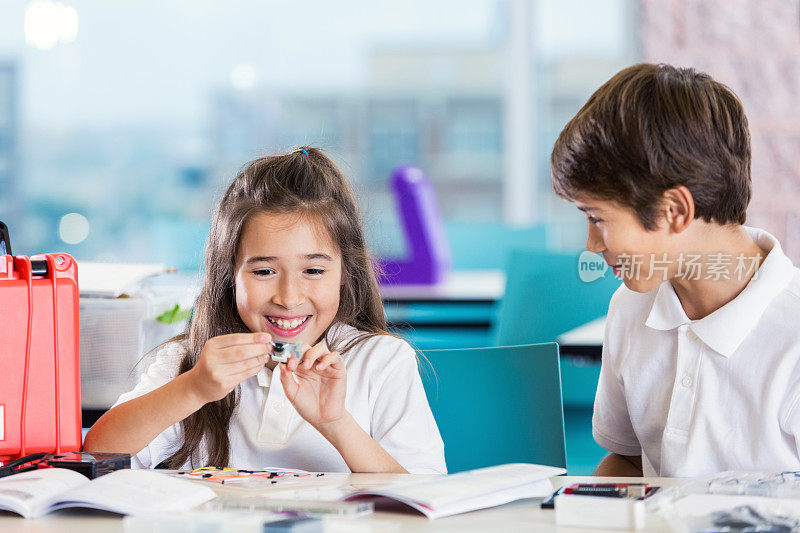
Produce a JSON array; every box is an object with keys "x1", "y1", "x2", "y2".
[
  {"x1": 45, "y1": 254, "x2": 63, "y2": 454},
  {"x1": 14, "y1": 256, "x2": 34, "y2": 458},
  {"x1": 0, "y1": 221, "x2": 49, "y2": 276},
  {"x1": 0, "y1": 220, "x2": 10, "y2": 256},
  {"x1": 11, "y1": 256, "x2": 64, "y2": 458},
  {"x1": 31, "y1": 259, "x2": 48, "y2": 276}
]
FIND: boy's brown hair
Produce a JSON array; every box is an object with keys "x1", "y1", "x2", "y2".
[{"x1": 551, "y1": 63, "x2": 751, "y2": 230}]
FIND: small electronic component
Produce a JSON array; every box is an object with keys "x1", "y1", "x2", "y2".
[
  {"x1": 270, "y1": 341, "x2": 304, "y2": 363},
  {"x1": 564, "y1": 483, "x2": 651, "y2": 498},
  {"x1": 544, "y1": 483, "x2": 661, "y2": 531},
  {"x1": 45, "y1": 451, "x2": 131, "y2": 479},
  {"x1": 541, "y1": 483, "x2": 657, "y2": 508}
]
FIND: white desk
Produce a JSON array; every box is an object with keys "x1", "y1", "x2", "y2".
[
  {"x1": 379, "y1": 270, "x2": 505, "y2": 302},
  {"x1": 380, "y1": 270, "x2": 505, "y2": 350},
  {"x1": 557, "y1": 316, "x2": 606, "y2": 359},
  {"x1": 0, "y1": 475, "x2": 680, "y2": 532},
  {"x1": 558, "y1": 317, "x2": 606, "y2": 346}
]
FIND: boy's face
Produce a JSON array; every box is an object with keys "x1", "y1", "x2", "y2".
[
  {"x1": 233, "y1": 211, "x2": 343, "y2": 347},
  {"x1": 575, "y1": 196, "x2": 679, "y2": 293}
]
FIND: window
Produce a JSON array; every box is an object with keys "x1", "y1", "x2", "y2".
[{"x1": 0, "y1": 0, "x2": 635, "y2": 267}]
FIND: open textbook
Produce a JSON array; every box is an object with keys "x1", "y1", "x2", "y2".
[
  {"x1": 208, "y1": 463, "x2": 566, "y2": 520},
  {"x1": 0, "y1": 468, "x2": 216, "y2": 519},
  {"x1": 344, "y1": 463, "x2": 565, "y2": 519}
]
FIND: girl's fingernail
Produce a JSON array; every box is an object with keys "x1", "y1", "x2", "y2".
[{"x1": 259, "y1": 334, "x2": 270, "y2": 343}]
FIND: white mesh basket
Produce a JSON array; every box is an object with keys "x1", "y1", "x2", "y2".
[{"x1": 79, "y1": 288, "x2": 192, "y2": 409}]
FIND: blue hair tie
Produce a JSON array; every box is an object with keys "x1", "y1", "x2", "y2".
[{"x1": 293, "y1": 148, "x2": 309, "y2": 156}]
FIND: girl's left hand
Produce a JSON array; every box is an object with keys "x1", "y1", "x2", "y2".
[{"x1": 279, "y1": 343, "x2": 347, "y2": 430}]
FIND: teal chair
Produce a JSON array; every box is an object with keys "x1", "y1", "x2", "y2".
[
  {"x1": 491, "y1": 249, "x2": 619, "y2": 407},
  {"x1": 491, "y1": 249, "x2": 620, "y2": 474},
  {"x1": 420, "y1": 343, "x2": 566, "y2": 473},
  {"x1": 445, "y1": 222, "x2": 548, "y2": 269},
  {"x1": 492, "y1": 249, "x2": 619, "y2": 347}
]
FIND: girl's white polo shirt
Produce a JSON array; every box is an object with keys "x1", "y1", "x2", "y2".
[
  {"x1": 594, "y1": 227, "x2": 800, "y2": 477},
  {"x1": 114, "y1": 323, "x2": 446, "y2": 474}
]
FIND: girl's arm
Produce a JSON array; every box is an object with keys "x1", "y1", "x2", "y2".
[
  {"x1": 317, "y1": 413, "x2": 407, "y2": 473},
  {"x1": 280, "y1": 345, "x2": 407, "y2": 473},
  {"x1": 83, "y1": 333, "x2": 271, "y2": 456},
  {"x1": 82, "y1": 371, "x2": 207, "y2": 455}
]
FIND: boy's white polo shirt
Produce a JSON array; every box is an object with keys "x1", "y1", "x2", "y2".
[
  {"x1": 114, "y1": 323, "x2": 446, "y2": 474},
  {"x1": 594, "y1": 227, "x2": 800, "y2": 477}
]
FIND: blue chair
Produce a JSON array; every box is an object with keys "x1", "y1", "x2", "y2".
[
  {"x1": 491, "y1": 248, "x2": 619, "y2": 406},
  {"x1": 491, "y1": 249, "x2": 619, "y2": 474},
  {"x1": 445, "y1": 222, "x2": 548, "y2": 270},
  {"x1": 492, "y1": 249, "x2": 619, "y2": 347},
  {"x1": 420, "y1": 343, "x2": 566, "y2": 473}
]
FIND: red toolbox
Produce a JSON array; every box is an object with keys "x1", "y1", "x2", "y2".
[{"x1": 0, "y1": 230, "x2": 81, "y2": 462}]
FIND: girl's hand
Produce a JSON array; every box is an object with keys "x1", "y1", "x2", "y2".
[
  {"x1": 279, "y1": 343, "x2": 347, "y2": 430},
  {"x1": 188, "y1": 333, "x2": 271, "y2": 404}
]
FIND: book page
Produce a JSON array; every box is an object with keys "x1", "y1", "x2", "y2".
[
  {"x1": 345, "y1": 463, "x2": 564, "y2": 519},
  {"x1": 424, "y1": 478, "x2": 554, "y2": 519},
  {"x1": 358, "y1": 463, "x2": 564, "y2": 508},
  {"x1": 360, "y1": 478, "x2": 554, "y2": 519},
  {"x1": 0, "y1": 468, "x2": 88, "y2": 518},
  {"x1": 47, "y1": 469, "x2": 216, "y2": 516}
]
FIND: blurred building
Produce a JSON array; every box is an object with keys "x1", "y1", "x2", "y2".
[
  {"x1": 17, "y1": 126, "x2": 211, "y2": 266},
  {"x1": 3, "y1": 49, "x2": 629, "y2": 265},
  {"x1": 1, "y1": 0, "x2": 640, "y2": 268},
  {"x1": 210, "y1": 45, "x2": 625, "y2": 229}
]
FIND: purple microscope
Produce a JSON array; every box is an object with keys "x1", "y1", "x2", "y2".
[{"x1": 377, "y1": 165, "x2": 452, "y2": 285}]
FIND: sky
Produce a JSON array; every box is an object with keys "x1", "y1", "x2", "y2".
[{"x1": 0, "y1": 0, "x2": 630, "y2": 130}]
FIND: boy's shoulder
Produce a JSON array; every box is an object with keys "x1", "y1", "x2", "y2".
[
  {"x1": 766, "y1": 267, "x2": 800, "y2": 324},
  {"x1": 784, "y1": 268, "x2": 800, "y2": 301}
]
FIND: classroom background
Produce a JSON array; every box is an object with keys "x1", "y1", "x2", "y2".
[{"x1": 1, "y1": 0, "x2": 799, "y2": 475}]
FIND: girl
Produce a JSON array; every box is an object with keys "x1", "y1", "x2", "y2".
[{"x1": 83, "y1": 148, "x2": 446, "y2": 474}]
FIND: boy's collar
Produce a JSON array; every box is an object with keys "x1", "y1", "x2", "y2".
[{"x1": 645, "y1": 227, "x2": 795, "y2": 357}]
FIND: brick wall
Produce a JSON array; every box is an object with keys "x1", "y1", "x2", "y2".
[{"x1": 638, "y1": 0, "x2": 800, "y2": 261}]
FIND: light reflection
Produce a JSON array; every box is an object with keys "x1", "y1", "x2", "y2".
[
  {"x1": 230, "y1": 64, "x2": 256, "y2": 90},
  {"x1": 24, "y1": 1, "x2": 79, "y2": 51},
  {"x1": 59, "y1": 212, "x2": 89, "y2": 244}
]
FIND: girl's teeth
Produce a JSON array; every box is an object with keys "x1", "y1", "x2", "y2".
[{"x1": 271, "y1": 317, "x2": 307, "y2": 329}]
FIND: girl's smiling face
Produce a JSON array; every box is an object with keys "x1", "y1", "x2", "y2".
[{"x1": 234, "y1": 211, "x2": 342, "y2": 346}]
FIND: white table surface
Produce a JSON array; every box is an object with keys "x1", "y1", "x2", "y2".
[
  {"x1": 379, "y1": 270, "x2": 505, "y2": 301},
  {"x1": 0, "y1": 474, "x2": 681, "y2": 532},
  {"x1": 557, "y1": 316, "x2": 606, "y2": 346}
]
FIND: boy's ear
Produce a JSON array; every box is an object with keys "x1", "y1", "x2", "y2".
[{"x1": 661, "y1": 186, "x2": 694, "y2": 233}]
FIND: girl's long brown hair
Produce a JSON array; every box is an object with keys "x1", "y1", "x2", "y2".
[{"x1": 166, "y1": 147, "x2": 387, "y2": 468}]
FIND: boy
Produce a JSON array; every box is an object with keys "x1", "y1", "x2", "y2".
[{"x1": 551, "y1": 63, "x2": 800, "y2": 477}]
